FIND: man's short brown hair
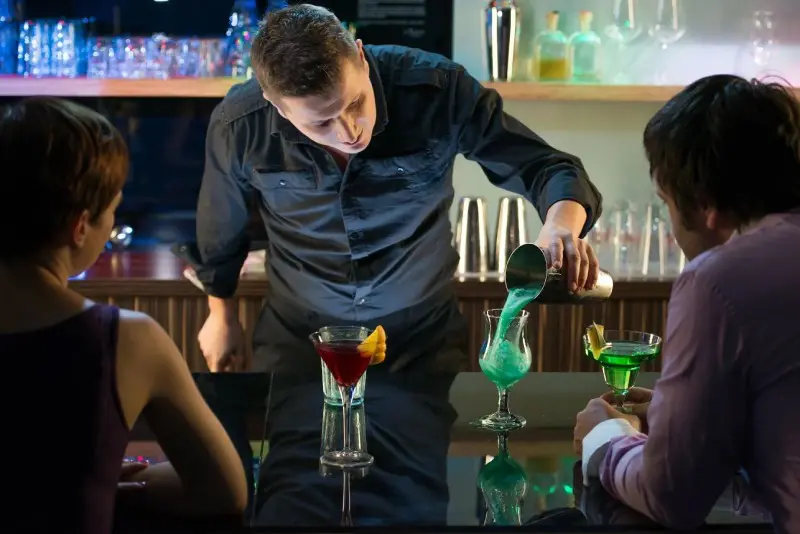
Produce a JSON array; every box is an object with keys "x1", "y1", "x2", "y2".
[
  {"x1": 0, "y1": 97, "x2": 129, "y2": 261},
  {"x1": 250, "y1": 4, "x2": 358, "y2": 98},
  {"x1": 644, "y1": 75, "x2": 800, "y2": 229}
]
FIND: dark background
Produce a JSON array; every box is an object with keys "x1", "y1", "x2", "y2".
[{"x1": 7, "y1": 0, "x2": 454, "y2": 247}]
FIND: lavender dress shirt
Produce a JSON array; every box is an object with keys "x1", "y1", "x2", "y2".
[{"x1": 581, "y1": 211, "x2": 800, "y2": 533}]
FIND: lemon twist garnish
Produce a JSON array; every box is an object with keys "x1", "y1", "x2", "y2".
[
  {"x1": 358, "y1": 325, "x2": 387, "y2": 365},
  {"x1": 586, "y1": 322, "x2": 609, "y2": 361}
]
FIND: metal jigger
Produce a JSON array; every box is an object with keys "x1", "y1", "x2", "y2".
[{"x1": 505, "y1": 243, "x2": 614, "y2": 304}]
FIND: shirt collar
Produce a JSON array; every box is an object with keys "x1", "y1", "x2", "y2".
[{"x1": 271, "y1": 47, "x2": 389, "y2": 142}]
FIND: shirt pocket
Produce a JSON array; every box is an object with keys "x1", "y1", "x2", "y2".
[
  {"x1": 363, "y1": 142, "x2": 449, "y2": 195},
  {"x1": 251, "y1": 169, "x2": 320, "y2": 216},
  {"x1": 253, "y1": 169, "x2": 318, "y2": 191}
]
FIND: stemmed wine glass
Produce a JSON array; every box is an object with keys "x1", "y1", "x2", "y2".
[
  {"x1": 648, "y1": 0, "x2": 686, "y2": 84},
  {"x1": 309, "y1": 326, "x2": 374, "y2": 469},
  {"x1": 603, "y1": 0, "x2": 644, "y2": 83},
  {"x1": 471, "y1": 309, "x2": 532, "y2": 431}
]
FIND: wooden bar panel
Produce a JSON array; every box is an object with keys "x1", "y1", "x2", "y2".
[{"x1": 70, "y1": 251, "x2": 673, "y2": 373}]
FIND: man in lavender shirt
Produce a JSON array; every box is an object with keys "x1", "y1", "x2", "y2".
[{"x1": 573, "y1": 75, "x2": 800, "y2": 533}]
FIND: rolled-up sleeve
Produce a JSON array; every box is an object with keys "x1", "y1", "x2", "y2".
[
  {"x1": 195, "y1": 105, "x2": 252, "y2": 298},
  {"x1": 453, "y1": 69, "x2": 602, "y2": 237},
  {"x1": 590, "y1": 271, "x2": 746, "y2": 529}
]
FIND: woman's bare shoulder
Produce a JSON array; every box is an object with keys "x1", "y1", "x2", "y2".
[{"x1": 116, "y1": 309, "x2": 176, "y2": 361}]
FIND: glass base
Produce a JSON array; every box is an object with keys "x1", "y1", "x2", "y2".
[
  {"x1": 320, "y1": 449, "x2": 374, "y2": 469},
  {"x1": 470, "y1": 411, "x2": 526, "y2": 431}
]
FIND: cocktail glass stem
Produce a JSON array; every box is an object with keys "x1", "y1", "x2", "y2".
[
  {"x1": 613, "y1": 390, "x2": 627, "y2": 411},
  {"x1": 341, "y1": 471, "x2": 353, "y2": 526},
  {"x1": 339, "y1": 384, "x2": 355, "y2": 451},
  {"x1": 497, "y1": 388, "x2": 511, "y2": 415}
]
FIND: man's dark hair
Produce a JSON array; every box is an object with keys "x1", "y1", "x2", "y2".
[
  {"x1": 644, "y1": 74, "x2": 800, "y2": 228},
  {"x1": 0, "y1": 97, "x2": 129, "y2": 261},
  {"x1": 250, "y1": 4, "x2": 358, "y2": 98}
]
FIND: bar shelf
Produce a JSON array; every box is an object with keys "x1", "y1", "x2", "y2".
[{"x1": 0, "y1": 77, "x2": 796, "y2": 102}]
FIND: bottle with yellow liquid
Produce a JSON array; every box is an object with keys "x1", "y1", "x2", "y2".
[{"x1": 532, "y1": 11, "x2": 569, "y2": 82}]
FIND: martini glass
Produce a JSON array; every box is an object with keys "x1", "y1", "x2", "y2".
[
  {"x1": 472, "y1": 309, "x2": 532, "y2": 431},
  {"x1": 309, "y1": 326, "x2": 374, "y2": 469},
  {"x1": 582, "y1": 329, "x2": 661, "y2": 411}
]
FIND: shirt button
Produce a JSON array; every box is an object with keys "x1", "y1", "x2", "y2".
[
  {"x1": 397, "y1": 167, "x2": 405, "y2": 174},
  {"x1": 357, "y1": 298, "x2": 367, "y2": 306},
  {"x1": 278, "y1": 179, "x2": 287, "y2": 187}
]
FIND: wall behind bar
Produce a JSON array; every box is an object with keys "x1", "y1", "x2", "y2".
[
  {"x1": 452, "y1": 0, "x2": 656, "y2": 236},
  {"x1": 451, "y1": 0, "x2": 800, "y2": 234}
]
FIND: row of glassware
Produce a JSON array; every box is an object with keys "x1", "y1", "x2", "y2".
[
  {"x1": 453, "y1": 195, "x2": 685, "y2": 280},
  {"x1": 485, "y1": 0, "x2": 687, "y2": 84},
  {"x1": 0, "y1": 0, "x2": 259, "y2": 79},
  {"x1": 486, "y1": 0, "x2": 781, "y2": 86},
  {"x1": 587, "y1": 199, "x2": 686, "y2": 279}
]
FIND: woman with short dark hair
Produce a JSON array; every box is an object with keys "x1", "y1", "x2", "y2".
[{"x1": 0, "y1": 97, "x2": 248, "y2": 534}]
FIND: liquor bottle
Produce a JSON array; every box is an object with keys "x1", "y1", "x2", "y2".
[
  {"x1": 225, "y1": 0, "x2": 260, "y2": 79},
  {"x1": 533, "y1": 11, "x2": 568, "y2": 82},
  {"x1": 569, "y1": 11, "x2": 602, "y2": 83}
]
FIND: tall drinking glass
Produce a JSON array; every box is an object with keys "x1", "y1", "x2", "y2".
[
  {"x1": 472, "y1": 310, "x2": 532, "y2": 431},
  {"x1": 309, "y1": 326, "x2": 374, "y2": 468}
]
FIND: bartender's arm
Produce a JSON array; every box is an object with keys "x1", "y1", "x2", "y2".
[
  {"x1": 453, "y1": 68, "x2": 602, "y2": 291},
  {"x1": 195, "y1": 105, "x2": 252, "y2": 372}
]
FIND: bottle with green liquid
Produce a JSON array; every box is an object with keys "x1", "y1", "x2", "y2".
[{"x1": 569, "y1": 11, "x2": 603, "y2": 83}]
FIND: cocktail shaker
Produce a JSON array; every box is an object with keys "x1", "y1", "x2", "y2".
[
  {"x1": 494, "y1": 196, "x2": 529, "y2": 275},
  {"x1": 505, "y1": 243, "x2": 614, "y2": 304},
  {"x1": 454, "y1": 197, "x2": 490, "y2": 277},
  {"x1": 484, "y1": 0, "x2": 520, "y2": 82}
]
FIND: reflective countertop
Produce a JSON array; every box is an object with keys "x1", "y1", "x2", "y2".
[{"x1": 118, "y1": 372, "x2": 772, "y2": 532}]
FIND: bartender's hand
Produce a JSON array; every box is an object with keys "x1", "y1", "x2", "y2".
[
  {"x1": 536, "y1": 221, "x2": 599, "y2": 293},
  {"x1": 198, "y1": 311, "x2": 247, "y2": 372}
]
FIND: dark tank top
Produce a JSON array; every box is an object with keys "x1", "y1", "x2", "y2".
[{"x1": 0, "y1": 304, "x2": 130, "y2": 534}]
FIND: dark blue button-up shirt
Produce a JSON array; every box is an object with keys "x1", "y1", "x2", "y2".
[{"x1": 195, "y1": 45, "x2": 602, "y2": 321}]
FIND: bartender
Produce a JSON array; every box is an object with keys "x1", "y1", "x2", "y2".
[{"x1": 192, "y1": 4, "x2": 602, "y2": 373}]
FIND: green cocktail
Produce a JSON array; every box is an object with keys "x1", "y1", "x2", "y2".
[
  {"x1": 472, "y1": 309, "x2": 532, "y2": 431},
  {"x1": 583, "y1": 329, "x2": 662, "y2": 410}
]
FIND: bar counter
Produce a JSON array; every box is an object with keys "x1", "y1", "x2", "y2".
[
  {"x1": 117, "y1": 373, "x2": 771, "y2": 532},
  {"x1": 70, "y1": 249, "x2": 674, "y2": 372}
]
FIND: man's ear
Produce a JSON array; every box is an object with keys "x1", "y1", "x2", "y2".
[{"x1": 355, "y1": 39, "x2": 367, "y2": 69}]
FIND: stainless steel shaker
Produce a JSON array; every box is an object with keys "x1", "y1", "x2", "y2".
[
  {"x1": 494, "y1": 196, "x2": 529, "y2": 275},
  {"x1": 484, "y1": 0, "x2": 520, "y2": 82},
  {"x1": 454, "y1": 197, "x2": 490, "y2": 278},
  {"x1": 505, "y1": 243, "x2": 614, "y2": 304}
]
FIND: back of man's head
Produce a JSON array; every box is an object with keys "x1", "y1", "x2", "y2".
[
  {"x1": 250, "y1": 4, "x2": 358, "y2": 99},
  {"x1": 644, "y1": 75, "x2": 800, "y2": 227}
]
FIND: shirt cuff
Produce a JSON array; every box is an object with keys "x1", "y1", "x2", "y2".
[{"x1": 582, "y1": 418, "x2": 640, "y2": 485}]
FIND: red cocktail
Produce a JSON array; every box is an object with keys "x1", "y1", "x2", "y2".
[
  {"x1": 310, "y1": 326, "x2": 375, "y2": 469},
  {"x1": 316, "y1": 341, "x2": 371, "y2": 387}
]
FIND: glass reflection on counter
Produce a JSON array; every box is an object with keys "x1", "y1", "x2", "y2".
[{"x1": 479, "y1": 431, "x2": 527, "y2": 526}]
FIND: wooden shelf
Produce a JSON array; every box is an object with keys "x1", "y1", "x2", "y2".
[
  {"x1": 483, "y1": 82, "x2": 688, "y2": 102},
  {"x1": 0, "y1": 77, "x2": 241, "y2": 98},
  {"x1": 1, "y1": 77, "x2": 796, "y2": 102}
]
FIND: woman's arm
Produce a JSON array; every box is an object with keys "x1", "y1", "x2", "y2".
[{"x1": 118, "y1": 313, "x2": 248, "y2": 517}]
